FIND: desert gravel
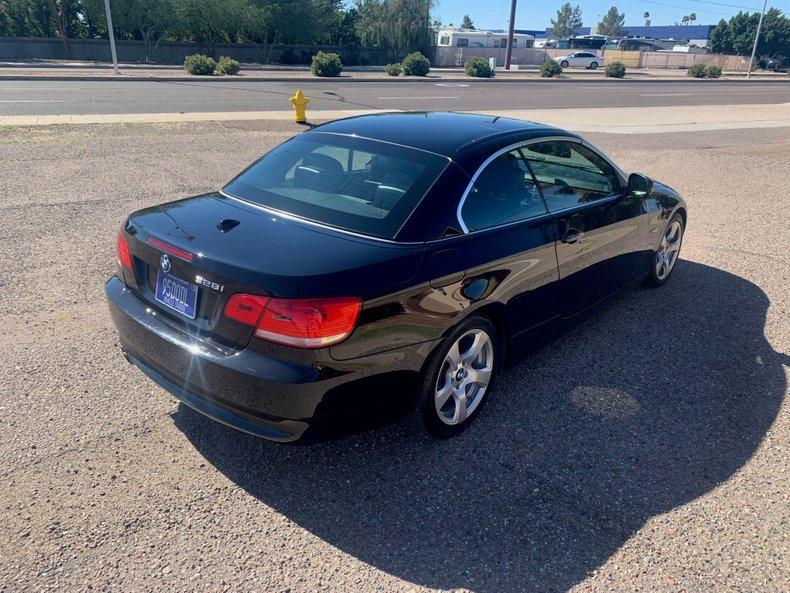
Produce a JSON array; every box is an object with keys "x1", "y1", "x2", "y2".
[{"x1": 0, "y1": 120, "x2": 787, "y2": 592}]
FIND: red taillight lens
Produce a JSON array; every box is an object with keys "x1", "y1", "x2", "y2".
[
  {"x1": 223, "y1": 294, "x2": 270, "y2": 326},
  {"x1": 116, "y1": 231, "x2": 133, "y2": 270},
  {"x1": 223, "y1": 294, "x2": 362, "y2": 349}
]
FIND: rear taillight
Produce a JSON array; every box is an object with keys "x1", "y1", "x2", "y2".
[
  {"x1": 116, "y1": 231, "x2": 133, "y2": 270},
  {"x1": 224, "y1": 295, "x2": 362, "y2": 349},
  {"x1": 224, "y1": 294, "x2": 270, "y2": 326}
]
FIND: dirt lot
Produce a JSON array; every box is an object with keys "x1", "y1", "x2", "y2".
[{"x1": 0, "y1": 121, "x2": 787, "y2": 592}]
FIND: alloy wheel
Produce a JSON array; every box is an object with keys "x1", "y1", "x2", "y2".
[
  {"x1": 434, "y1": 329, "x2": 494, "y2": 426},
  {"x1": 656, "y1": 219, "x2": 683, "y2": 280}
]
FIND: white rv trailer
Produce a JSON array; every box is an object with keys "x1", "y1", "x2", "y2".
[{"x1": 434, "y1": 28, "x2": 535, "y2": 49}]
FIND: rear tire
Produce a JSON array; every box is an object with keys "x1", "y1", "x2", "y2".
[
  {"x1": 560, "y1": 60, "x2": 569, "y2": 68},
  {"x1": 645, "y1": 213, "x2": 684, "y2": 287},
  {"x1": 413, "y1": 316, "x2": 502, "y2": 438},
  {"x1": 590, "y1": 61, "x2": 599, "y2": 69}
]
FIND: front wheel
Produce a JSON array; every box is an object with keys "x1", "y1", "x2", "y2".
[
  {"x1": 645, "y1": 214, "x2": 684, "y2": 286},
  {"x1": 413, "y1": 316, "x2": 501, "y2": 438},
  {"x1": 590, "y1": 61, "x2": 598, "y2": 69},
  {"x1": 560, "y1": 60, "x2": 569, "y2": 68}
]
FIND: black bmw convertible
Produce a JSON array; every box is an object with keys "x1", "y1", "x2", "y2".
[{"x1": 106, "y1": 112, "x2": 686, "y2": 441}]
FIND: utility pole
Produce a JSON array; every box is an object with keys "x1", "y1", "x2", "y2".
[
  {"x1": 504, "y1": 0, "x2": 517, "y2": 70},
  {"x1": 103, "y1": 0, "x2": 119, "y2": 75},
  {"x1": 747, "y1": 0, "x2": 767, "y2": 79}
]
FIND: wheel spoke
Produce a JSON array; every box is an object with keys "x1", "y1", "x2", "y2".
[
  {"x1": 461, "y1": 332, "x2": 486, "y2": 363},
  {"x1": 446, "y1": 341, "x2": 462, "y2": 366},
  {"x1": 452, "y1": 388, "x2": 468, "y2": 423},
  {"x1": 469, "y1": 367, "x2": 492, "y2": 387},
  {"x1": 435, "y1": 383, "x2": 453, "y2": 409},
  {"x1": 666, "y1": 240, "x2": 681, "y2": 253}
]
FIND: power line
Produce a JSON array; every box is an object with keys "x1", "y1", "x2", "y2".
[
  {"x1": 633, "y1": 0, "x2": 735, "y2": 17},
  {"x1": 687, "y1": 0, "x2": 760, "y2": 10}
]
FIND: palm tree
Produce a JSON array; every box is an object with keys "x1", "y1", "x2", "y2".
[
  {"x1": 644, "y1": 11, "x2": 650, "y2": 25},
  {"x1": 689, "y1": 13, "x2": 697, "y2": 24}
]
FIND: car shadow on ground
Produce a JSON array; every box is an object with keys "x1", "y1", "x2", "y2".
[{"x1": 173, "y1": 261, "x2": 786, "y2": 592}]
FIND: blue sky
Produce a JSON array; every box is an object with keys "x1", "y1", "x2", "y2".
[{"x1": 432, "y1": 0, "x2": 789, "y2": 30}]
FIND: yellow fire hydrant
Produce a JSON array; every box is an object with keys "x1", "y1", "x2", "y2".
[{"x1": 289, "y1": 89, "x2": 309, "y2": 124}]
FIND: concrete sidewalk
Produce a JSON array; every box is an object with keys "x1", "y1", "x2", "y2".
[{"x1": 1, "y1": 103, "x2": 787, "y2": 135}]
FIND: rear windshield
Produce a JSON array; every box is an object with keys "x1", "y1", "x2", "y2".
[{"x1": 223, "y1": 132, "x2": 448, "y2": 239}]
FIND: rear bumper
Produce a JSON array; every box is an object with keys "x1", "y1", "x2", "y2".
[
  {"x1": 126, "y1": 351, "x2": 304, "y2": 441},
  {"x1": 105, "y1": 276, "x2": 435, "y2": 441}
]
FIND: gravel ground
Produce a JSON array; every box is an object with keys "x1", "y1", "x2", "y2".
[{"x1": 0, "y1": 120, "x2": 787, "y2": 592}]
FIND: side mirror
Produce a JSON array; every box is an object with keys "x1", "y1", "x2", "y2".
[{"x1": 627, "y1": 173, "x2": 653, "y2": 198}]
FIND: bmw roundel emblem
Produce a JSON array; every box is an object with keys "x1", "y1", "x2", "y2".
[{"x1": 160, "y1": 253, "x2": 171, "y2": 272}]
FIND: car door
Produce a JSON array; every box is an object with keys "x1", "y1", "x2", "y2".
[
  {"x1": 520, "y1": 139, "x2": 650, "y2": 317},
  {"x1": 450, "y1": 149, "x2": 559, "y2": 336}
]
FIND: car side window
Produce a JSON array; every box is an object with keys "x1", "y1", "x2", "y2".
[
  {"x1": 520, "y1": 141, "x2": 620, "y2": 212},
  {"x1": 461, "y1": 150, "x2": 548, "y2": 231}
]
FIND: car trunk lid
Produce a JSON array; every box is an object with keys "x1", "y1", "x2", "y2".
[{"x1": 121, "y1": 192, "x2": 423, "y2": 348}]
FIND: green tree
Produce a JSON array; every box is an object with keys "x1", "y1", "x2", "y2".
[
  {"x1": 709, "y1": 18, "x2": 733, "y2": 53},
  {"x1": 2, "y1": 0, "x2": 50, "y2": 37},
  {"x1": 330, "y1": 7, "x2": 360, "y2": 46},
  {"x1": 173, "y1": 0, "x2": 250, "y2": 56},
  {"x1": 461, "y1": 14, "x2": 474, "y2": 29},
  {"x1": 550, "y1": 3, "x2": 582, "y2": 38},
  {"x1": 730, "y1": 11, "x2": 758, "y2": 55},
  {"x1": 83, "y1": 0, "x2": 179, "y2": 62},
  {"x1": 45, "y1": 0, "x2": 89, "y2": 56},
  {"x1": 757, "y1": 8, "x2": 790, "y2": 58},
  {"x1": 708, "y1": 9, "x2": 788, "y2": 58},
  {"x1": 598, "y1": 6, "x2": 624, "y2": 36},
  {"x1": 356, "y1": 0, "x2": 433, "y2": 60}
]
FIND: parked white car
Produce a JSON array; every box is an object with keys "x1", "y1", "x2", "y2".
[{"x1": 553, "y1": 52, "x2": 603, "y2": 69}]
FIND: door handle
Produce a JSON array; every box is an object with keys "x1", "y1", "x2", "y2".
[{"x1": 560, "y1": 227, "x2": 584, "y2": 244}]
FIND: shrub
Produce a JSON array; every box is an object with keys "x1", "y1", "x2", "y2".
[
  {"x1": 540, "y1": 60, "x2": 563, "y2": 78},
  {"x1": 184, "y1": 54, "x2": 216, "y2": 76},
  {"x1": 465, "y1": 56, "x2": 495, "y2": 78},
  {"x1": 215, "y1": 56, "x2": 240, "y2": 75},
  {"x1": 705, "y1": 64, "x2": 723, "y2": 78},
  {"x1": 311, "y1": 51, "x2": 343, "y2": 77},
  {"x1": 687, "y1": 63, "x2": 706, "y2": 78},
  {"x1": 385, "y1": 62, "x2": 402, "y2": 76},
  {"x1": 402, "y1": 51, "x2": 430, "y2": 76},
  {"x1": 604, "y1": 61, "x2": 626, "y2": 78}
]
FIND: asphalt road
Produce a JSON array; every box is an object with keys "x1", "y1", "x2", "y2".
[
  {"x1": 0, "y1": 78, "x2": 788, "y2": 115},
  {"x1": 0, "y1": 118, "x2": 788, "y2": 591}
]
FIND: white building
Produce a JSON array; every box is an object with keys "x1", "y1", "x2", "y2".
[{"x1": 434, "y1": 28, "x2": 534, "y2": 49}]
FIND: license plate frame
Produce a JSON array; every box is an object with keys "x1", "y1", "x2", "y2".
[{"x1": 155, "y1": 269, "x2": 199, "y2": 319}]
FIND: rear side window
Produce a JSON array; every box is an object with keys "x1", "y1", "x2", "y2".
[
  {"x1": 224, "y1": 133, "x2": 448, "y2": 239},
  {"x1": 520, "y1": 141, "x2": 620, "y2": 211},
  {"x1": 461, "y1": 150, "x2": 548, "y2": 231}
]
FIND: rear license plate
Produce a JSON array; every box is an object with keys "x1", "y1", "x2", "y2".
[{"x1": 155, "y1": 270, "x2": 198, "y2": 319}]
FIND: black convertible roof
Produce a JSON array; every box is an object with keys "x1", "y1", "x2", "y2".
[{"x1": 310, "y1": 112, "x2": 577, "y2": 166}]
